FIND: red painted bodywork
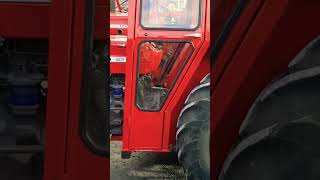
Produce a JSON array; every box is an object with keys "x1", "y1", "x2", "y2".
[
  {"x1": 0, "y1": 1, "x2": 108, "y2": 180},
  {"x1": 0, "y1": 2, "x2": 107, "y2": 39},
  {"x1": 110, "y1": 14, "x2": 128, "y2": 35},
  {"x1": 212, "y1": 0, "x2": 320, "y2": 179},
  {"x1": 110, "y1": 13, "x2": 128, "y2": 74},
  {"x1": 121, "y1": 0, "x2": 210, "y2": 152},
  {"x1": 110, "y1": 34, "x2": 127, "y2": 74}
]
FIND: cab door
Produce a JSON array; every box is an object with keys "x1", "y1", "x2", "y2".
[
  {"x1": 44, "y1": 0, "x2": 108, "y2": 180},
  {"x1": 123, "y1": 0, "x2": 208, "y2": 151}
]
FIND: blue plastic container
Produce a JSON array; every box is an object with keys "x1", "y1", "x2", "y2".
[
  {"x1": 9, "y1": 85, "x2": 39, "y2": 106},
  {"x1": 112, "y1": 84, "x2": 123, "y2": 98},
  {"x1": 7, "y1": 72, "x2": 43, "y2": 114}
]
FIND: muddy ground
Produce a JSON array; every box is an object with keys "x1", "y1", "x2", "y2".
[{"x1": 111, "y1": 141, "x2": 186, "y2": 180}]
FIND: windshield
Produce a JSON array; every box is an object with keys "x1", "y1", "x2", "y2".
[{"x1": 140, "y1": 0, "x2": 201, "y2": 29}]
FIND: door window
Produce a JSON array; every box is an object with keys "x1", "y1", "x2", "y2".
[{"x1": 136, "y1": 41, "x2": 193, "y2": 111}]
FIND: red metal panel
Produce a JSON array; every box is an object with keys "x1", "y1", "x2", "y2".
[
  {"x1": 163, "y1": 43, "x2": 211, "y2": 151},
  {"x1": 96, "y1": 0, "x2": 107, "y2": 5},
  {"x1": 0, "y1": 0, "x2": 108, "y2": 179},
  {"x1": 213, "y1": 0, "x2": 320, "y2": 178},
  {"x1": 110, "y1": 35, "x2": 126, "y2": 74},
  {"x1": 122, "y1": 0, "x2": 210, "y2": 151},
  {"x1": 121, "y1": 0, "x2": 137, "y2": 152},
  {"x1": 110, "y1": 63, "x2": 126, "y2": 74},
  {"x1": 0, "y1": 3, "x2": 107, "y2": 39},
  {"x1": 0, "y1": 3, "x2": 50, "y2": 38},
  {"x1": 44, "y1": 0, "x2": 74, "y2": 179},
  {"x1": 95, "y1": 5, "x2": 108, "y2": 39},
  {"x1": 110, "y1": 14, "x2": 128, "y2": 35},
  {"x1": 65, "y1": 0, "x2": 108, "y2": 178},
  {"x1": 163, "y1": 0, "x2": 211, "y2": 150}
]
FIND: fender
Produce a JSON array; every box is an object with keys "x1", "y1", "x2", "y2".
[{"x1": 240, "y1": 35, "x2": 320, "y2": 136}]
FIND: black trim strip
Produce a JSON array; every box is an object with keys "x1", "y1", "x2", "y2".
[
  {"x1": 210, "y1": 0, "x2": 248, "y2": 66},
  {"x1": 79, "y1": 0, "x2": 109, "y2": 157}
]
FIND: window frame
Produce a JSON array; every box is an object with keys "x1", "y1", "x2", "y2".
[{"x1": 135, "y1": 40, "x2": 195, "y2": 112}]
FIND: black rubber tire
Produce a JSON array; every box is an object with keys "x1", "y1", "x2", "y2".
[
  {"x1": 220, "y1": 119, "x2": 320, "y2": 180},
  {"x1": 176, "y1": 75, "x2": 210, "y2": 180},
  {"x1": 220, "y1": 75, "x2": 320, "y2": 180},
  {"x1": 240, "y1": 76, "x2": 320, "y2": 138}
]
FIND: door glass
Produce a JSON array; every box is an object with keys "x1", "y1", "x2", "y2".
[
  {"x1": 136, "y1": 41, "x2": 193, "y2": 111},
  {"x1": 111, "y1": 0, "x2": 128, "y2": 13},
  {"x1": 140, "y1": 0, "x2": 201, "y2": 29},
  {"x1": 0, "y1": 38, "x2": 47, "y2": 180}
]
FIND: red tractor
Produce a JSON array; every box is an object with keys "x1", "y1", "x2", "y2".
[
  {"x1": 110, "y1": 0, "x2": 211, "y2": 179},
  {"x1": 0, "y1": 0, "x2": 108, "y2": 179},
  {"x1": 213, "y1": 1, "x2": 320, "y2": 180}
]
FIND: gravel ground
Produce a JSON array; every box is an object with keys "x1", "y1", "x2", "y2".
[{"x1": 111, "y1": 141, "x2": 186, "y2": 180}]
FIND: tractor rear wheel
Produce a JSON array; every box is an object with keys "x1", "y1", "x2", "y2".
[
  {"x1": 220, "y1": 76, "x2": 320, "y2": 180},
  {"x1": 220, "y1": 119, "x2": 320, "y2": 180},
  {"x1": 176, "y1": 75, "x2": 210, "y2": 180}
]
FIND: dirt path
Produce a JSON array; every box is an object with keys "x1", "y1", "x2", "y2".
[{"x1": 111, "y1": 141, "x2": 186, "y2": 180}]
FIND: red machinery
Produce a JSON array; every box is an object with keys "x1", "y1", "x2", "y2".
[
  {"x1": 110, "y1": 0, "x2": 211, "y2": 179},
  {"x1": 0, "y1": 0, "x2": 108, "y2": 179},
  {"x1": 213, "y1": 1, "x2": 320, "y2": 180},
  {"x1": 110, "y1": 4, "x2": 127, "y2": 74}
]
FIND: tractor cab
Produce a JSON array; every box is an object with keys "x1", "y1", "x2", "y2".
[
  {"x1": 110, "y1": 0, "x2": 211, "y2": 178},
  {"x1": 110, "y1": 0, "x2": 210, "y2": 155}
]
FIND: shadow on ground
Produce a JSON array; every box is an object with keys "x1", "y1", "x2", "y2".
[{"x1": 111, "y1": 141, "x2": 185, "y2": 180}]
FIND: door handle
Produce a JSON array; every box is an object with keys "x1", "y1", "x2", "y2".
[{"x1": 184, "y1": 33, "x2": 202, "y2": 38}]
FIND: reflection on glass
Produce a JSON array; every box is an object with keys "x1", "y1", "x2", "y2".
[
  {"x1": 136, "y1": 41, "x2": 193, "y2": 111},
  {"x1": 141, "y1": 0, "x2": 201, "y2": 29}
]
